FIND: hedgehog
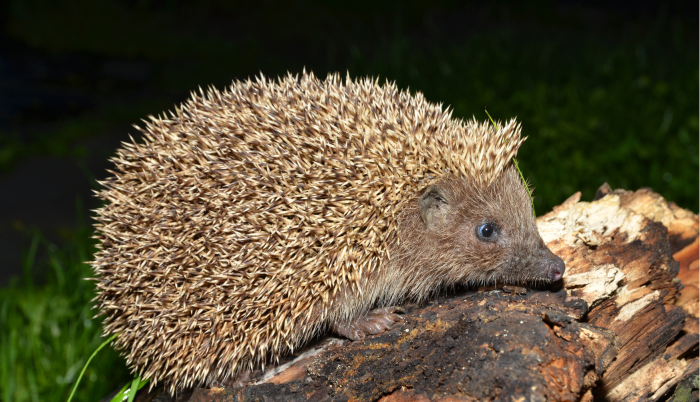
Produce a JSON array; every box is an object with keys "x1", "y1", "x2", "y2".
[{"x1": 91, "y1": 71, "x2": 565, "y2": 393}]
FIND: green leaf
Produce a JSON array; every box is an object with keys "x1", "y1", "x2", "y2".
[{"x1": 485, "y1": 109, "x2": 536, "y2": 219}]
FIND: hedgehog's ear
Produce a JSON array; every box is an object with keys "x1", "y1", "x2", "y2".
[{"x1": 420, "y1": 185, "x2": 451, "y2": 229}]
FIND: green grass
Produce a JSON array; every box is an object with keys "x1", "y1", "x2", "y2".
[
  {"x1": 0, "y1": 1, "x2": 697, "y2": 401},
  {"x1": 0, "y1": 205, "x2": 131, "y2": 402}
]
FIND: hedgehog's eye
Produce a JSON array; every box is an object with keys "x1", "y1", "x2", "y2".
[{"x1": 477, "y1": 223, "x2": 498, "y2": 241}]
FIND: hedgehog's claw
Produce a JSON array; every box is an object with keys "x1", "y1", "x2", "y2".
[
  {"x1": 333, "y1": 307, "x2": 404, "y2": 341},
  {"x1": 223, "y1": 369, "x2": 256, "y2": 389}
]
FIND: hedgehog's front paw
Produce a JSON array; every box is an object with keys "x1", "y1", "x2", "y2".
[
  {"x1": 215, "y1": 369, "x2": 257, "y2": 389},
  {"x1": 332, "y1": 307, "x2": 404, "y2": 341}
]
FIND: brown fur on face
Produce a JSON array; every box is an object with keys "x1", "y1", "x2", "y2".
[{"x1": 389, "y1": 164, "x2": 563, "y2": 301}]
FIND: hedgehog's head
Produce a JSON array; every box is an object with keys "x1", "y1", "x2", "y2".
[{"x1": 402, "y1": 164, "x2": 564, "y2": 289}]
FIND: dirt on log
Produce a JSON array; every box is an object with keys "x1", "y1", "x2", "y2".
[{"x1": 127, "y1": 186, "x2": 698, "y2": 402}]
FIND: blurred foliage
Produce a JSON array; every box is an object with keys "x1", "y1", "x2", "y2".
[
  {"x1": 0, "y1": 0, "x2": 697, "y2": 401},
  {"x1": 0, "y1": 203, "x2": 131, "y2": 402}
]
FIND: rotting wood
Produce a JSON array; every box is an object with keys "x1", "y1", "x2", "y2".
[
  {"x1": 183, "y1": 291, "x2": 616, "y2": 402},
  {"x1": 595, "y1": 183, "x2": 698, "y2": 253},
  {"x1": 544, "y1": 184, "x2": 698, "y2": 401}
]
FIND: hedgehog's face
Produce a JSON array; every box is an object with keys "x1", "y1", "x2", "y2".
[{"x1": 416, "y1": 166, "x2": 564, "y2": 286}]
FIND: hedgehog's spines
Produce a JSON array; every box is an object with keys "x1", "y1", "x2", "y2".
[{"x1": 92, "y1": 71, "x2": 526, "y2": 393}]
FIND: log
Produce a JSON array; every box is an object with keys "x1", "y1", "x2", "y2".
[
  {"x1": 128, "y1": 186, "x2": 698, "y2": 402},
  {"x1": 181, "y1": 290, "x2": 616, "y2": 402},
  {"x1": 539, "y1": 186, "x2": 698, "y2": 401},
  {"x1": 594, "y1": 183, "x2": 698, "y2": 253}
]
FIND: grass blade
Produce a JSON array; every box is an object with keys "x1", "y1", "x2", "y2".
[{"x1": 66, "y1": 333, "x2": 118, "y2": 402}]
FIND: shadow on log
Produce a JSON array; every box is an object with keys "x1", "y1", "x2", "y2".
[{"x1": 127, "y1": 186, "x2": 698, "y2": 402}]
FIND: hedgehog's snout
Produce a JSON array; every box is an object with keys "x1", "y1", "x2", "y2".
[{"x1": 543, "y1": 254, "x2": 565, "y2": 281}]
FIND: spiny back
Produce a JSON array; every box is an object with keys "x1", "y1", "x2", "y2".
[{"x1": 92, "y1": 71, "x2": 524, "y2": 390}]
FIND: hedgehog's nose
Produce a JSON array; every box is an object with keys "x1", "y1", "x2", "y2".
[{"x1": 545, "y1": 255, "x2": 565, "y2": 281}]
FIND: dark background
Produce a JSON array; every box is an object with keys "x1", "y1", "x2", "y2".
[{"x1": 0, "y1": 1, "x2": 697, "y2": 282}]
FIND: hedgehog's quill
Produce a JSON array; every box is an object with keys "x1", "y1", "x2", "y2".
[{"x1": 91, "y1": 71, "x2": 565, "y2": 393}]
